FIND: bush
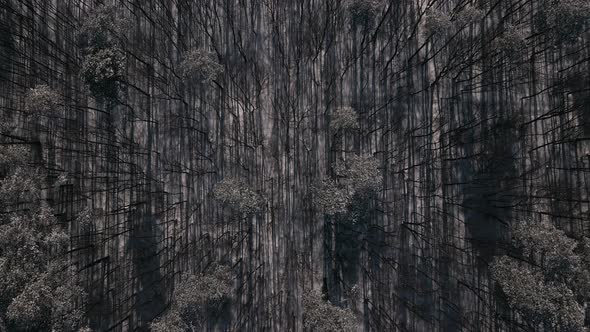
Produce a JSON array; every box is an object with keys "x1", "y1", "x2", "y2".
[
  {"x1": 76, "y1": 5, "x2": 127, "y2": 51},
  {"x1": 213, "y1": 177, "x2": 263, "y2": 214},
  {"x1": 179, "y1": 48, "x2": 223, "y2": 83},
  {"x1": 455, "y1": 6, "x2": 483, "y2": 26},
  {"x1": 345, "y1": 0, "x2": 383, "y2": 29},
  {"x1": 330, "y1": 107, "x2": 359, "y2": 131},
  {"x1": 424, "y1": 9, "x2": 453, "y2": 36},
  {"x1": 302, "y1": 289, "x2": 357, "y2": 332},
  {"x1": 24, "y1": 85, "x2": 62, "y2": 117},
  {"x1": 0, "y1": 145, "x2": 29, "y2": 168},
  {"x1": 150, "y1": 265, "x2": 232, "y2": 331},
  {"x1": 537, "y1": 0, "x2": 590, "y2": 44},
  {"x1": 333, "y1": 154, "x2": 382, "y2": 193},
  {"x1": 80, "y1": 47, "x2": 126, "y2": 100},
  {"x1": 495, "y1": 24, "x2": 527, "y2": 54},
  {"x1": 313, "y1": 180, "x2": 351, "y2": 216},
  {"x1": 313, "y1": 155, "x2": 381, "y2": 216}
]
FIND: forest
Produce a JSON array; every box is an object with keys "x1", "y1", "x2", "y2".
[{"x1": 0, "y1": 0, "x2": 589, "y2": 331}]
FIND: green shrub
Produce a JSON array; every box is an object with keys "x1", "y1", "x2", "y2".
[{"x1": 0, "y1": 156, "x2": 87, "y2": 332}]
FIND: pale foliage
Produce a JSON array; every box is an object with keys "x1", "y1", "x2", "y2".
[
  {"x1": 0, "y1": 145, "x2": 29, "y2": 167},
  {"x1": 455, "y1": 6, "x2": 483, "y2": 25},
  {"x1": 213, "y1": 177, "x2": 264, "y2": 214},
  {"x1": 302, "y1": 289, "x2": 357, "y2": 332},
  {"x1": 0, "y1": 147, "x2": 87, "y2": 331},
  {"x1": 538, "y1": 0, "x2": 590, "y2": 44},
  {"x1": 76, "y1": 4, "x2": 128, "y2": 50},
  {"x1": 24, "y1": 85, "x2": 62, "y2": 117},
  {"x1": 80, "y1": 47, "x2": 126, "y2": 99},
  {"x1": 424, "y1": 9, "x2": 453, "y2": 35},
  {"x1": 345, "y1": 0, "x2": 384, "y2": 28},
  {"x1": 150, "y1": 265, "x2": 232, "y2": 331},
  {"x1": 313, "y1": 180, "x2": 351, "y2": 216},
  {"x1": 180, "y1": 48, "x2": 223, "y2": 83},
  {"x1": 491, "y1": 220, "x2": 590, "y2": 331},
  {"x1": 333, "y1": 155, "x2": 382, "y2": 193},
  {"x1": 314, "y1": 155, "x2": 381, "y2": 216},
  {"x1": 495, "y1": 24, "x2": 527, "y2": 53},
  {"x1": 330, "y1": 107, "x2": 359, "y2": 131}
]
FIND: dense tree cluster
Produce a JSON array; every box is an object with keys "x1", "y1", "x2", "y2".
[
  {"x1": 491, "y1": 220, "x2": 590, "y2": 331},
  {"x1": 0, "y1": 146, "x2": 88, "y2": 331}
]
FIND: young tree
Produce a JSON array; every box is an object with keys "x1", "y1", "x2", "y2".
[
  {"x1": 150, "y1": 265, "x2": 232, "y2": 331},
  {"x1": 76, "y1": 5, "x2": 127, "y2": 100},
  {"x1": 80, "y1": 48, "x2": 126, "y2": 100},
  {"x1": 490, "y1": 220, "x2": 590, "y2": 331}
]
